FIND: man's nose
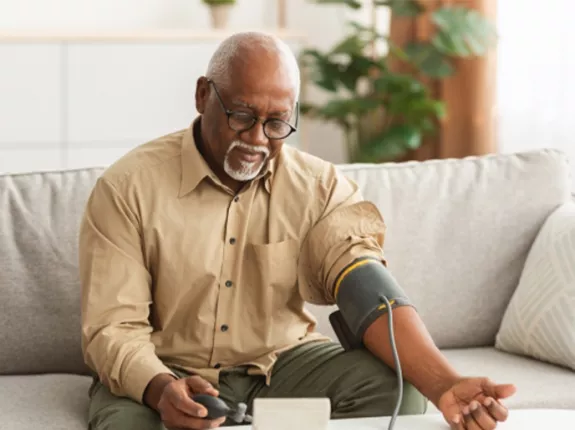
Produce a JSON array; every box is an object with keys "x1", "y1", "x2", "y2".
[{"x1": 242, "y1": 121, "x2": 268, "y2": 146}]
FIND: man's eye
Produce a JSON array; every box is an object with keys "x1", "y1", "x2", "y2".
[
  {"x1": 232, "y1": 113, "x2": 253, "y2": 123},
  {"x1": 268, "y1": 121, "x2": 287, "y2": 130}
]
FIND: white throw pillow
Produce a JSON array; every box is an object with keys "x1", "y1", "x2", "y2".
[{"x1": 496, "y1": 202, "x2": 575, "y2": 370}]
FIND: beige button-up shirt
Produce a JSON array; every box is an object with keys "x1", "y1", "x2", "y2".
[{"x1": 79, "y1": 119, "x2": 387, "y2": 404}]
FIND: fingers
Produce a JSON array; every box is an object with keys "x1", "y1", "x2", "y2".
[
  {"x1": 164, "y1": 382, "x2": 206, "y2": 417},
  {"x1": 481, "y1": 379, "x2": 516, "y2": 400},
  {"x1": 468, "y1": 400, "x2": 497, "y2": 430},
  {"x1": 483, "y1": 397, "x2": 509, "y2": 422},
  {"x1": 450, "y1": 399, "x2": 506, "y2": 430},
  {"x1": 493, "y1": 384, "x2": 516, "y2": 400},
  {"x1": 186, "y1": 375, "x2": 220, "y2": 397},
  {"x1": 161, "y1": 395, "x2": 226, "y2": 429},
  {"x1": 448, "y1": 414, "x2": 465, "y2": 430}
]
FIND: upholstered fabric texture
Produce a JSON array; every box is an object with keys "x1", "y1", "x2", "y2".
[
  {"x1": 0, "y1": 168, "x2": 104, "y2": 375},
  {"x1": 435, "y1": 348, "x2": 575, "y2": 410},
  {"x1": 330, "y1": 149, "x2": 572, "y2": 349},
  {"x1": 0, "y1": 374, "x2": 91, "y2": 429},
  {"x1": 496, "y1": 202, "x2": 575, "y2": 370},
  {"x1": 0, "y1": 149, "x2": 571, "y2": 376}
]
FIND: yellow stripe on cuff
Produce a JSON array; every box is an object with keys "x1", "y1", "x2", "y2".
[{"x1": 334, "y1": 258, "x2": 379, "y2": 298}]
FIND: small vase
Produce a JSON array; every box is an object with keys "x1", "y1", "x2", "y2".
[{"x1": 209, "y1": 5, "x2": 232, "y2": 29}]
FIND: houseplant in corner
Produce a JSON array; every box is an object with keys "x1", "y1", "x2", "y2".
[
  {"x1": 299, "y1": 0, "x2": 497, "y2": 163},
  {"x1": 203, "y1": 0, "x2": 236, "y2": 29}
]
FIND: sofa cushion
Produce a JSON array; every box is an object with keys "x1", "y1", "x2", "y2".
[
  {"x1": 336, "y1": 149, "x2": 572, "y2": 348},
  {"x1": 435, "y1": 347, "x2": 575, "y2": 411},
  {"x1": 495, "y1": 202, "x2": 575, "y2": 370},
  {"x1": 0, "y1": 168, "x2": 104, "y2": 375},
  {"x1": 0, "y1": 374, "x2": 92, "y2": 430}
]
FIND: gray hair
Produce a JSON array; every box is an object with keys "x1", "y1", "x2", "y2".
[{"x1": 206, "y1": 31, "x2": 301, "y2": 99}]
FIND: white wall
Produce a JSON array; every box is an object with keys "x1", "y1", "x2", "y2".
[
  {"x1": 0, "y1": 0, "x2": 389, "y2": 165},
  {"x1": 496, "y1": 0, "x2": 575, "y2": 190}
]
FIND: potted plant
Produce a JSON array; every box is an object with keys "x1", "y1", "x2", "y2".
[
  {"x1": 203, "y1": 0, "x2": 236, "y2": 29},
  {"x1": 299, "y1": 0, "x2": 497, "y2": 163}
]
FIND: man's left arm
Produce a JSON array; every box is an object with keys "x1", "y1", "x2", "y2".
[{"x1": 299, "y1": 167, "x2": 515, "y2": 426}]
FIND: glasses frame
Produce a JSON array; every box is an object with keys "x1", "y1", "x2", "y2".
[{"x1": 206, "y1": 78, "x2": 298, "y2": 140}]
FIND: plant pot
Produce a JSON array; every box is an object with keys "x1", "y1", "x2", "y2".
[{"x1": 209, "y1": 4, "x2": 232, "y2": 29}]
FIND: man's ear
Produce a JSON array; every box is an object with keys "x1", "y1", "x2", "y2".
[{"x1": 195, "y1": 77, "x2": 209, "y2": 114}]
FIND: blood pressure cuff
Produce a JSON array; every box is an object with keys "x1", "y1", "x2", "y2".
[{"x1": 334, "y1": 256, "x2": 414, "y2": 341}]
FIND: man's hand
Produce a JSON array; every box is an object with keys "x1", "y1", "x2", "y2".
[
  {"x1": 146, "y1": 374, "x2": 227, "y2": 429},
  {"x1": 438, "y1": 377, "x2": 517, "y2": 430}
]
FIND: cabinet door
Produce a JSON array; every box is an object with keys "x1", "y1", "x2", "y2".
[
  {"x1": 0, "y1": 44, "x2": 63, "y2": 173},
  {"x1": 0, "y1": 149, "x2": 62, "y2": 174},
  {"x1": 0, "y1": 44, "x2": 62, "y2": 144},
  {"x1": 65, "y1": 141, "x2": 138, "y2": 170},
  {"x1": 66, "y1": 42, "x2": 219, "y2": 145},
  {"x1": 66, "y1": 40, "x2": 305, "y2": 150}
]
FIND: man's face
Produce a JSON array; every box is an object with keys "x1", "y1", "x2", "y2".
[{"x1": 195, "y1": 65, "x2": 297, "y2": 182}]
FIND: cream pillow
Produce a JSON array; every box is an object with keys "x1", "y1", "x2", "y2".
[{"x1": 496, "y1": 202, "x2": 575, "y2": 370}]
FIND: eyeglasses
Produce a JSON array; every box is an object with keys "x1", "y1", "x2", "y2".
[{"x1": 207, "y1": 78, "x2": 298, "y2": 140}]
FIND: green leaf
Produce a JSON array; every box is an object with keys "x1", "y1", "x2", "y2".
[
  {"x1": 320, "y1": 97, "x2": 381, "y2": 119},
  {"x1": 374, "y1": 73, "x2": 426, "y2": 96},
  {"x1": 315, "y1": 0, "x2": 362, "y2": 9},
  {"x1": 331, "y1": 34, "x2": 368, "y2": 55},
  {"x1": 404, "y1": 42, "x2": 455, "y2": 78},
  {"x1": 431, "y1": 6, "x2": 497, "y2": 57},
  {"x1": 339, "y1": 54, "x2": 381, "y2": 91},
  {"x1": 358, "y1": 124, "x2": 423, "y2": 161},
  {"x1": 299, "y1": 102, "x2": 316, "y2": 116},
  {"x1": 299, "y1": 49, "x2": 343, "y2": 92},
  {"x1": 375, "y1": 0, "x2": 424, "y2": 17}
]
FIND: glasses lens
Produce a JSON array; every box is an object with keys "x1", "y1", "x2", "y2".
[
  {"x1": 229, "y1": 112, "x2": 256, "y2": 131},
  {"x1": 265, "y1": 120, "x2": 292, "y2": 139}
]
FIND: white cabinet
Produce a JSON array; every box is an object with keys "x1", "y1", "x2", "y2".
[
  {"x1": 0, "y1": 32, "x2": 306, "y2": 174},
  {"x1": 0, "y1": 44, "x2": 62, "y2": 145},
  {"x1": 66, "y1": 42, "x2": 211, "y2": 144}
]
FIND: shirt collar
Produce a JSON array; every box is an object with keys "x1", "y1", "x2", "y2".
[{"x1": 179, "y1": 117, "x2": 275, "y2": 198}]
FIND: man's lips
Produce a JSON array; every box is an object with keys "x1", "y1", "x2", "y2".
[{"x1": 234, "y1": 147, "x2": 265, "y2": 163}]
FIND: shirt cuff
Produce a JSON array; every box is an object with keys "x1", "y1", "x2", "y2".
[{"x1": 123, "y1": 355, "x2": 178, "y2": 404}]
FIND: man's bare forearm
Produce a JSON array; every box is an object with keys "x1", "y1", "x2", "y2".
[
  {"x1": 144, "y1": 373, "x2": 178, "y2": 411},
  {"x1": 363, "y1": 306, "x2": 461, "y2": 407}
]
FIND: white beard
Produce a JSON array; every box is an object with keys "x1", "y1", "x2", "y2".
[{"x1": 223, "y1": 140, "x2": 270, "y2": 181}]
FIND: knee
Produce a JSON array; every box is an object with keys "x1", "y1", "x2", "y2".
[
  {"x1": 90, "y1": 403, "x2": 163, "y2": 430},
  {"x1": 89, "y1": 382, "x2": 164, "y2": 430},
  {"x1": 331, "y1": 349, "x2": 428, "y2": 418}
]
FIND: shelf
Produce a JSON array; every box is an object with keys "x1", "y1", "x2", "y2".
[{"x1": 0, "y1": 28, "x2": 307, "y2": 43}]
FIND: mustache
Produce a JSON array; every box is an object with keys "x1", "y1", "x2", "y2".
[{"x1": 228, "y1": 141, "x2": 270, "y2": 156}]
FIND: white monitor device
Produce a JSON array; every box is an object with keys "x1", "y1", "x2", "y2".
[{"x1": 252, "y1": 397, "x2": 331, "y2": 430}]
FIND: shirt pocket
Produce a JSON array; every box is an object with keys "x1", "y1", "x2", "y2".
[{"x1": 249, "y1": 238, "x2": 299, "y2": 292}]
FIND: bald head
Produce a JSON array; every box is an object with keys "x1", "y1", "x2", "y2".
[
  {"x1": 206, "y1": 31, "x2": 301, "y2": 99},
  {"x1": 195, "y1": 31, "x2": 300, "y2": 189}
]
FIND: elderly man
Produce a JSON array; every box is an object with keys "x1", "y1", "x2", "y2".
[{"x1": 79, "y1": 31, "x2": 516, "y2": 430}]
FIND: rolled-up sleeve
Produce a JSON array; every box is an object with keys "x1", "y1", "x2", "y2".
[
  {"x1": 79, "y1": 177, "x2": 175, "y2": 403},
  {"x1": 298, "y1": 167, "x2": 387, "y2": 305}
]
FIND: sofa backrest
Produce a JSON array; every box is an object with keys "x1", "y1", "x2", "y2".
[
  {"x1": 0, "y1": 149, "x2": 571, "y2": 375},
  {"x1": 308, "y1": 149, "x2": 572, "y2": 349},
  {"x1": 0, "y1": 168, "x2": 104, "y2": 375}
]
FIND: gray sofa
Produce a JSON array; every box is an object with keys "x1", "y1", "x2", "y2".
[{"x1": 2, "y1": 149, "x2": 575, "y2": 429}]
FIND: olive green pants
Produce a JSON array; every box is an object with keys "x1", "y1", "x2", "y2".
[{"x1": 88, "y1": 341, "x2": 428, "y2": 429}]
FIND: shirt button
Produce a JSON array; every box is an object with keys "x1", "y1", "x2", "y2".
[
  {"x1": 214, "y1": 363, "x2": 221, "y2": 369},
  {"x1": 229, "y1": 238, "x2": 236, "y2": 245},
  {"x1": 225, "y1": 280, "x2": 233, "y2": 287},
  {"x1": 221, "y1": 324, "x2": 229, "y2": 332},
  {"x1": 234, "y1": 196, "x2": 239, "y2": 202}
]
